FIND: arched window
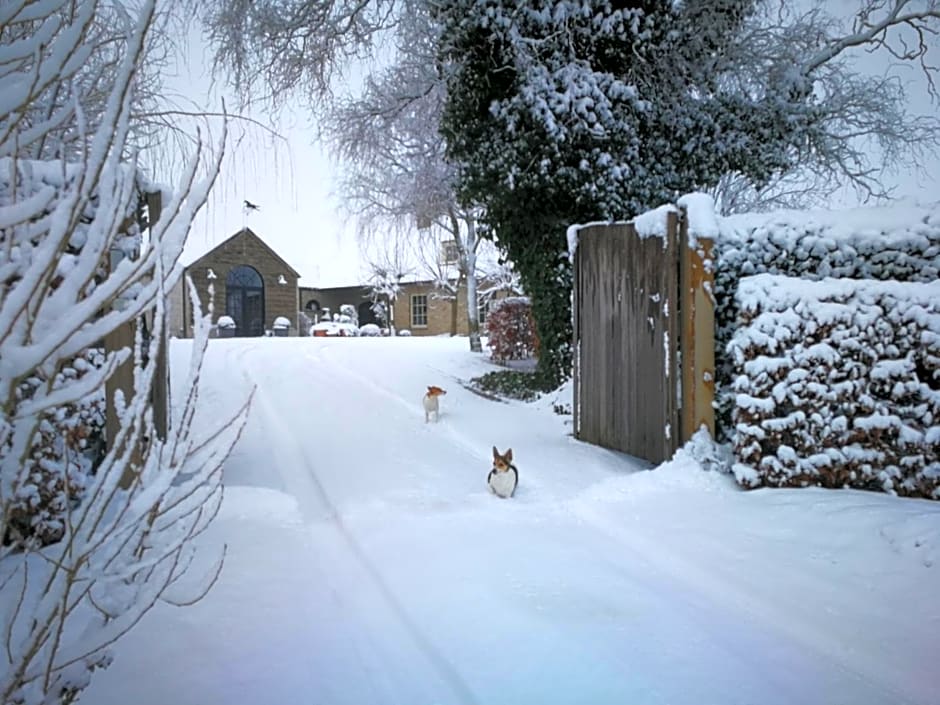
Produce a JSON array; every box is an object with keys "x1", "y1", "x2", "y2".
[{"x1": 225, "y1": 265, "x2": 264, "y2": 336}]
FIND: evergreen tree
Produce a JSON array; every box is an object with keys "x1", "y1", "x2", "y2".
[{"x1": 435, "y1": 0, "x2": 938, "y2": 386}]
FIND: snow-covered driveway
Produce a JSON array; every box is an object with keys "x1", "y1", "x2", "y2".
[{"x1": 86, "y1": 337, "x2": 940, "y2": 705}]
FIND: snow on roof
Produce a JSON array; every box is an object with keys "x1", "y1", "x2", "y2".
[{"x1": 569, "y1": 195, "x2": 940, "y2": 264}]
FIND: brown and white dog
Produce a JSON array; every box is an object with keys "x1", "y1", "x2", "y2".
[
  {"x1": 488, "y1": 447, "x2": 518, "y2": 498},
  {"x1": 422, "y1": 385, "x2": 446, "y2": 423}
]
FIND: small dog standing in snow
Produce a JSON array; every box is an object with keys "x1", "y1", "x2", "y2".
[
  {"x1": 423, "y1": 385, "x2": 446, "y2": 423},
  {"x1": 488, "y1": 447, "x2": 518, "y2": 498}
]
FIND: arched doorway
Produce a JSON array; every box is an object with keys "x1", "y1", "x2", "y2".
[
  {"x1": 226, "y1": 265, "x2": 264, "y2": 336},
  {"x1": 358, "y1": 300, "x2": 379, "y2": 327},
  {"x1": 304, "y1": 298, "x2": 322, "y2": 321}
]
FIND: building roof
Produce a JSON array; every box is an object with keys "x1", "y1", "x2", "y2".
[{"x1": 186, "y1": 227, "x2": 302, "y2": 278}]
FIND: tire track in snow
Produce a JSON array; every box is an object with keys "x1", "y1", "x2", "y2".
[{"x1": 233, "y1": 344, "x2": 481, "y2": 705}]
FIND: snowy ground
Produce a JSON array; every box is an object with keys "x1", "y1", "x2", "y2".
[{"x1": 85, "y1": 337, "x2": 940, "y2": 705}]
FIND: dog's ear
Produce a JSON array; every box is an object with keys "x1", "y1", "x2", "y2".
[
  {"x1": 505, "y1": 448, "x2": 513, "y2": 462},
  {"x1": 492, "y1": 446, "x2": 499, "y2": 459}
]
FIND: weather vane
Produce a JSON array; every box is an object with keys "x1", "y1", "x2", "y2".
[{"x1": 243, "y1": 199, "x2": 260, "y2": 216}]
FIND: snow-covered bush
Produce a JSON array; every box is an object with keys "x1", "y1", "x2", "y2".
[
  {"x1": 715, "y1": 202, "x2": 940, "y2": 437},
  {"x1": 273, "y1": 316, "x2": 291, "y2": 329},
  {"x1": 398, "y1": 329, "x2": 412, "y2": 337},
  {"x1": 371, "y1": 300, "x2": 389, "y2": 325},
  {"x1": 729, "y1": 274, "x2": 940, "y2": 499},
  {"x1": 217, "y1": 315, "x2": 236, "y2": 329},
  {"x1": 5, "y1": 349, "x2": 106, "y2": 549},
  {"x1": 0, "y1": 3, "x2": 246, "y2": 703},
  {"x1": 486, "y1": 297, "x2": 539, "y2": 364},
  {"x1": 359, "y1": 323, "x2": 381, "y2": 337},
  {"x1": 339, "y1": 304, "x2": 358, "y2": 327}
]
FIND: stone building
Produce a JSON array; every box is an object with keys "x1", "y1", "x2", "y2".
[
  {"x1": 169, "y1": 227, "x2": 301, "y2": 337},
  {"x1": 298, "y1": 285, "x2": 378, "y2": 327},
  {"x1": 301, "y1": 278, "x2": 510, "y2": 336}
]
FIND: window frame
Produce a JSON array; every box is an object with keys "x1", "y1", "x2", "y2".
[
  {"x1": 410, "y1": 294, "x2": 429, "y2": 328},
  {"x1": 441, "y1": 240, "x2": 459, "y2": 264},
  {"x1": 478, "y1": 298, "x2": 489, "y2": 325}
]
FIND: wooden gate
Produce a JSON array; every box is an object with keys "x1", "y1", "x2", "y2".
[{"x1": 572, "y1": 207, "x2": 714, "y2": 465}]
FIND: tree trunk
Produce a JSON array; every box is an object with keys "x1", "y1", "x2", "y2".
[{"x1": 465, "y1": 215, "x2": 482, "y2": 352}]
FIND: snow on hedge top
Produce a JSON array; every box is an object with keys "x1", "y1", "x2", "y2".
[
  {"x1": 718, "y1": 200, "x2": 940, "y2": 280},
  {"x1": 490, "y1": 295, "x2": 531, "y2": 311},
  {"x1": 734, "y1": 273, "x2": 940, "y2": 328}
]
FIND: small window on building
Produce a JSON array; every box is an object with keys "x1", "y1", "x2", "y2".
[
  {"x1": 441, "y1": 240, "x2": 459, "y2": 264},
  {"x1": 478, "y1": 299, "x2": 490, "y2": 325},
  {"x1": 411, "y1": 294, "x2": 428, "y2": 327}
]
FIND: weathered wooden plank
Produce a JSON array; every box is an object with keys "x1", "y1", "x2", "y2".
[
  {"x1": 573, "y1": 215, "x2": 684, "y2": 464},
  {"x1": 678, "y1": 208, "x2": 716, "y2": 443}
]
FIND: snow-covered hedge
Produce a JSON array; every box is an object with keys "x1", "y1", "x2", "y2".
[
  {"x1": 729, "y1": 274, "x2": 940, "y2": 499},
  {"x1": 715, "y1": 202, "x2": 940, "y2": 437},
  {"x1": 487, "y1": 297, "x2": 539, "y2": 363},
  {"x1": 6, "y1": 349, "x2": 106, "y2": 548}
]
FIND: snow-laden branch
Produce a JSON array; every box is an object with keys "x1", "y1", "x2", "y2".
[
  {"x1": 0, "y1": 2, "x2": 245, "y2": 702},
  {"x1": 803, "y1": 0, "x2": 940, "y2": 83}
]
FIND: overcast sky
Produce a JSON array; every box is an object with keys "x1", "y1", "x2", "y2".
[{"x1": 171, "y1": 7, "x2": 940, "y2": 289}]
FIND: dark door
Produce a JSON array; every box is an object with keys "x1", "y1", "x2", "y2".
[
  {"x1": 226, "y1": 265, "x2": 265, "y2": 336},
  {"x1": 358, "y1": 301, "x2": 378, "y2": 326}
]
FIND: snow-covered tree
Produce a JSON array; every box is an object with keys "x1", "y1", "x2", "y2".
[
  {"x1": 0, "y1": 2, "x2": 245, "y2": 702},
  {"x1": 478, "y1": 253, "x2": 523, "y2": 305},
  {"x1": 200, "y1": 0, "x2": 940, "y2": 383},
  {"x1": 435, "y1": 0, "x2": 940, "y2": 385},
  {"x1": 326, "y1": 0, "x2": 486, "y2": 351},
  {"x1": 362, "y1": 233, "x2": 413, "y2": 335}
]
